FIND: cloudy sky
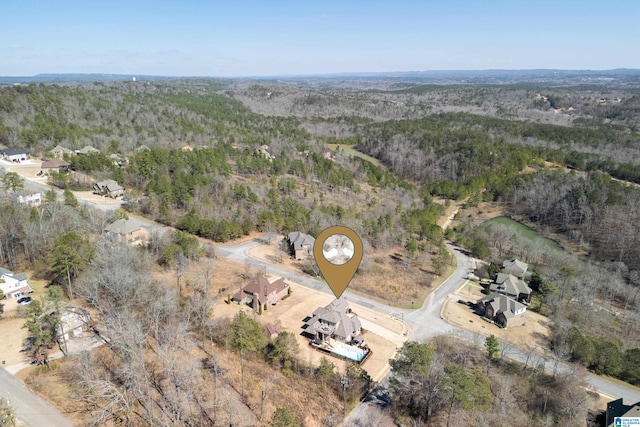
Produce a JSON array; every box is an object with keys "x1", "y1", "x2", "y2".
[{"x1": 1, "y1": 0, "x2": 638, "y2": 77}]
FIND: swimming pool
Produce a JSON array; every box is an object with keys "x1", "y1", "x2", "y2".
[{"x1": 332, "y1": 343, "x2": 365, "y2": 362}]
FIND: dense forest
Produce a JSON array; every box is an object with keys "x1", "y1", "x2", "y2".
[{"x1": 1, "y1": 77, "x2": 640, "y2": 425}]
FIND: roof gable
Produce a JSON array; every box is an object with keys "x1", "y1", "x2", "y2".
[
  {"x1": 105, "y1": 219, "x2": 140, "y2": 235},
  {"x1": 492, "y1": 273, "x2": 532, "y2": 296},
  {"x1": 1, "y1": 147, "x2": 28, "y2": 155},
  {"x1": 502, "y1": 259, "x2": 528, "y2": 274},
  {"x1": 305, "y1": 298, "x2": 360, "y2": 339},
  {"x1": 42, "y1": 159, "x2": 71, "y2": 168},
  {"x1": 480, "y1": 293, "x2": 526, "y2": 318},
  {"x1": 288, "y1": 231, "x2": 315, "y2": 250},
  {"x1": 238, "y1": 276, "x2": 288, "y2": 305}
]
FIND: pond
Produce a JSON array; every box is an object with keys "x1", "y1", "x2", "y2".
[{"x1": 481, "y1": 216, "x2": 563, "y2": 253}]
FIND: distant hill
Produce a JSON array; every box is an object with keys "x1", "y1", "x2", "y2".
[
  {"x1": 0, "y1": 73, "x2": 177, "y2": 85},
  {"x1": 2, "y1": 69, "x2": 640, "y2": 86},
  {"x1": 265, "y1": 68, "x2": 640, "y2": 85}
]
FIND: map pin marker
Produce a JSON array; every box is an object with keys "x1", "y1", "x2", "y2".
[{"x1": 314, "y1": 226, "x2": 363, "y2": 299}]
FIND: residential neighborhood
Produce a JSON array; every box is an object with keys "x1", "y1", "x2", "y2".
[
  {"x1": 2, "y1": 64, "x2": 640, "y2": 426},
  {"x1": 474, "y1": 258, "x2": 531, "y2": 328}
]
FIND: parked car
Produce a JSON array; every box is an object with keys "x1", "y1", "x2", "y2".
[{"x1": 17, "y1": 296, "x2": 33, "y2": 305}]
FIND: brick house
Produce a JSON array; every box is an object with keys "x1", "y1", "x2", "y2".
[
  {"x1": 477, "y1": 293, "x2": 527, "y2": 328},
  {"x1": 232, "y1": 276, "x2": 289, "y2": 311}
]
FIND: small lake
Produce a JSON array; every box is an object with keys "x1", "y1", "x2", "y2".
[{"x1": 481, "y1": 216, "x2": 563, "y2": 252}]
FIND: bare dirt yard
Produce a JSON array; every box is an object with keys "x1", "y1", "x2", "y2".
[
  {"x1": 0, "y1": 315, "x2": 29, "y2": 365},
  {"x1": 214, "y1": 277, "x2": 407, "y2": 383},
  {"x1": 0, "y1": 278, "x2": 48, "y2": 367},
  {"x1": 442, "y1": 280, "x2": 552, "y2": 354},
  {"x1": 247, "y1": 238, "x2": 444, "y2": 308}
]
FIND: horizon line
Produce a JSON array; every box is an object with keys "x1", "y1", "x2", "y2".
[{"x1": 2, "y1": 68, "x2": 640, "y2": 80}]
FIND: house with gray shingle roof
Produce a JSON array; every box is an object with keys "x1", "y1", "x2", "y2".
[
  {"x1": 491, "y1": 273, "x2": 532, "y2": 303},
  {"x1": 502, "y1": 259, "x2": 528, "y2": 279},
  {"x1": 41, "y1": 158, "x2": 71, "y2": 174},
  {"x1": 0, "y1": 147, "x2": 29, "y2": 162},
  {"x1": 104, "y1": 218, "x2": 147, "y2": 245},
  {"x1": 77, "y1": 145, "x2": 99, "y2": 155},
  {"x1": 93, "y1": 179, "x2": 124, "y2": 198},
  {"x1": 303, "y1": 298, "x2": 362, "y2": 343},
  {"x1": 51, "y1": 145, "x2": 74, "y2": 159},
  {"x1": 286, "y1": 231, "x2": 315, "y2": 260},
  {"x1": 477, "y1": 293, "x2": 527, "y2": 328},
  {"x1": 606, "y1": 398, "x2": 640, "y2": 427}
]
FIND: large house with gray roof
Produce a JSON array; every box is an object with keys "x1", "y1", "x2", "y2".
[
  {"x1": 51, "y1": 145, "x2": 74, "y2": 159},
  {"x1": 477, "y1": 293, "x2": 527, "y2": 328},
  {"x1": 491, "y1": 273, "x2": 532, "y2": 303},
  {"x1": 104, "y1": 218, "x2": 147, "y2": 245},
  {"x1": 286, "y1": 231, "x2": 315, "y2": 260},
  {"x1": 93, "y1": 179, "x2": 124, "y2": 198},
  {"x1": 606, "y1": 398, "x2": 640, "y2": 427},
  {"x1": 303, "y1": 298, "x2": 362, "y2": 344},
  {"x1": 41, "y1": 158, "x2": 71, "y2": 174}
]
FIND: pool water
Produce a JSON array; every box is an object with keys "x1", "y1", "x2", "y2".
[{"x1": 332, "y1": 343, "x2": 365, "y2": 362}]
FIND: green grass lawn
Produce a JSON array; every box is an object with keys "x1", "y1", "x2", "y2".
[
  {"x1": 328, "y1": 144, "x2": 381, "y2": 167},
  {"x1": 482, "y1": 216, "x2": 563, "y2": 252},
  {"x1": 29, "y1": 278, "x2": 49, "y2": 297}
]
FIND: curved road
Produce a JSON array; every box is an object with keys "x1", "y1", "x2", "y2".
[
  {"x1": 221, "y1": 237, "x2": 640, "y2": 407},
  {"x1": 3, "y1": 160, "x2": 640, "y2": 426}
]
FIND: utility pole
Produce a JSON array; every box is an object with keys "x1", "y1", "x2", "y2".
[
  {"x1": 241, "y1": 350, "x2": 245, "y2": 402},
  {"x1": 341, "y1": 375, "x2": 349, "y2": 417}
]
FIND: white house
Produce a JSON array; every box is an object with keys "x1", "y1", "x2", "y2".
[
  {"x1": 0, "y1": 267, "x2": 34, "y2": 299},
  {"x1": 0, "y1": 148, "x2": 29, "y2": 162},
  {"x1": 18, "y1": 193, "x2": 42, "y2": 206}
]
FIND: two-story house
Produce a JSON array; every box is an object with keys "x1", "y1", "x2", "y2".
[
  {"x1": 477, "y1": 293, "x2": 527, "y2": 328},
  {"x1": 0, "y1": 267, "x2": 34, "y2": 299},
  {"x1": 303, "y1": 298, "x2": 362, "y2": 344}
]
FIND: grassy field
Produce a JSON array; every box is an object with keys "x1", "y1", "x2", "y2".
[
  {"x1": 482, "y1": 216, "x2": 563, "y2": 252},
  {"x1": 328, "y1": 144, "x2": 381, "y2": 167}
]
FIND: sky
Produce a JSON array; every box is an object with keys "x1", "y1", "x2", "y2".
[{"x1": 1, "y1": 0, "x2": 639, "y2": 77}]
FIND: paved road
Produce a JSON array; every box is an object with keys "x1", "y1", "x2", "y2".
[
  {"x1": 0, "y1": 366, "x2": 75, "y2": 427},
  {"x1": 223, "y1": 237, "x2": 640, "y2": 407},
  {"x1": 0, "y1": 160, "x2": 123, "y2": 212},
  {"x1": 4, "y1": 159, "x2": 640, "y2": 422}
]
